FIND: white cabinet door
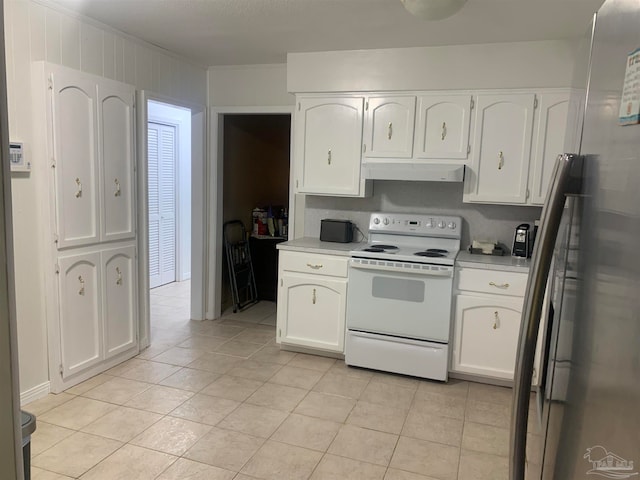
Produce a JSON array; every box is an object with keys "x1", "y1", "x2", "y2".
[
  {"x1": 277, "y1": 272, "x2": 347, "y2": 353},
  {"x1": 52, "y1": 71, "x2": 99, "y2": 248},
  {"x1": 99, "y1": 81, "x2": 136, "y2": 241},
  {"x1": 102, "y1": 245, "x2": 137, "y2": 360},
  {"x1": 529, "y1": 92, "x2": 570, "y2": 205},
  {"x1": 295, "y1": 97, "x2": 365, "y2": 196},
  {"x1": 452, "y1": 294, "x2": 523, "y2": 380},
  {"x1": 363, "y1": 96, "x2": 415, "y2": 158},
  {"x1": 148, "y1": 123, "x2": 177, "y2": 288},
  {"x1": 414, "y1": 94, "x2": 472, "y2": 160},
  {"x1": 58, "y1": 252, "x2": 102, "y2": 378},
  {"x1": 465, "y1": 93, "x2": 535, "y2": 204}
]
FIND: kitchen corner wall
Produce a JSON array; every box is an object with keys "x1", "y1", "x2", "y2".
[
  {"x1": 304, "y1": 182, "x2": 541, "y2": 251},
  {"x1": 5, "y1": 0, "x2": 207, "y2": 400}
]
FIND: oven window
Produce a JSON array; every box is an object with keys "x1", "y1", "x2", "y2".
[{"x1": 371, "y1": 276, "x2": 425, "y2": 303}]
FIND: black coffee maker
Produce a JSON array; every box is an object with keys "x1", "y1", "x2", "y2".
[{"x1": 512, "y1": 223, "x2": 532, "y2": 258}]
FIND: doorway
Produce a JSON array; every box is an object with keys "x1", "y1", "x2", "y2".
[
  {"x1": 137, "y1": 92, "x2": 207, "y2": 352},
  {"x1": 147, "y1": 101, "x2": 192, "y2": 330},
  {"x1": 221, "y1": 114, "x2": 291, "y2": 313}
]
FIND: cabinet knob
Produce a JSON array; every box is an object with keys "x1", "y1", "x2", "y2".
[
  {"x1": 312, "y1": 288, "x2": 316, "y2": 305},
  {"x1": 498, "y1": 151, "x2": 504, "y2": 170},
  {"x1": 388, "y1": 122, "x2": 393, "y2": 140},
  {"x1": 328, "y1": 149, "x2": 331, "y2": 165},
  {"x1": 75, "y1": 177, "x2": 82, "y2": 198},
  {"x1": 493, "y1": 311, "x2": 500, "y2": 329},
  {"x1": 114, "y1": 178, "x2": 121, "y2": 197},
  {"x1": 116, "y1": 267, "x2": 123, "y2": 286},
  {"x1": 441, "y1": 122, "x2": 447, "y2": 140}
]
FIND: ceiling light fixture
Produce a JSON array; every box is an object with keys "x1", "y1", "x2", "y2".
[{"x1": 400, "y1": 0, "x2": 468, "y2": 21}]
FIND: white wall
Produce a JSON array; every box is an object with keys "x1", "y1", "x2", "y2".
[
  {"x1": 287, "y1": 40, "x2": 579, "y2": 93},
  {"x1": 5, "y1": 0, "x2": 207, "y2": 399},
  {"x1": 208, "y1": 64, "x2": 294, "y2": 106},
  {"x1": 304, "y1": 183, "x2": 541, "y2": 251},
  {"x1": 148, "y1": 100, "x2": 192, "y2": 282}
]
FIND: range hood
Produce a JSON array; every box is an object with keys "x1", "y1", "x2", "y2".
[{"x1": 362, "y1": 162, "x2": 465, "y2": 182}]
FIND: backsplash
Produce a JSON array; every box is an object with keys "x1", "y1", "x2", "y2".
[{"x1": 303, "y1": 181, "x2": 542, "y2": 252}]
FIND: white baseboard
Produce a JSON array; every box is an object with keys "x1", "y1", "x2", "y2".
[{"x1": 20, "y1": 381, "x2": 51, "y2": 406}]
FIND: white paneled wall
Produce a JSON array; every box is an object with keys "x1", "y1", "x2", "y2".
[{"x1": 5, "y1": 0, "x2": 207, "y2": 400}]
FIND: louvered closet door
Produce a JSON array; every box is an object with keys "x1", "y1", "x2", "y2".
[
  {"x1": 52, "y1": 71, "x2": 99, "y2": 248},
  {"x1": 148, "y1": 123, "x2": 177, "y2": 288}
]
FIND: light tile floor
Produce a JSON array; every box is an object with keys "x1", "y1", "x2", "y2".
[{"x1": 28, "y1": 280, "x2": 541, "y2": 480}]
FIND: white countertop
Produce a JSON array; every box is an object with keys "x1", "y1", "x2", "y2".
[
  {"x1": 456, "y1": 251, "x2": 531, "y2": 272},
  {"x1": 277, "y1": 237, "x2": 367, "y2": 257}
]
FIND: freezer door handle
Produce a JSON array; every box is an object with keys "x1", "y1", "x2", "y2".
[{"x1": 509, "y1": 153, "x2": 584, "y2": 480}]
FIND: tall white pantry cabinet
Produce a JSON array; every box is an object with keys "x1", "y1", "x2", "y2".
[{"x1": 33, "y1": 63, "x2": 139, "y2": 392}]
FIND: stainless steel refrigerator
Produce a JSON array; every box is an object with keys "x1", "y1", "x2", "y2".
[{"x1": 509, "y1": 0, "x2": 640, "y2": 479}]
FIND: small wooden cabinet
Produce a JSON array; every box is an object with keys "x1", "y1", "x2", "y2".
[
  {"x1": 363, "y1": 95, "x2": 416, "y2": 158},
  {"x1": 414, "y1": 94, "x2": 472, "y2": 161},
  {"x1": 294, "y1": 96, "x2": 370, "y2": 197},
  {"x1": 464, "y1": 93, "x2": 536, "y2": 204},
  {"x1": 529, "y1": 92, "x2": 570, "y2": 205},
  {"x1": 452, "y1": 265, "x2": 546, "y2": 385},
  {"x1": 277, "y1": 250, "x2": 348, "y2": 353},
  {"x1": 464, "y1": 90, "x2": 570, "y2": 206},
  {"x1": 453, "y1": 294, "x2": 523, "y2": 380},
  {"x1": 57, "y1": 245, "x2": 138, "y2": 379}
]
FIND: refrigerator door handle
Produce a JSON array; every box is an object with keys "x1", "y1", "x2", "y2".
[{"x1": 509, "y1": 153, "x2": 584, "y2": 480}]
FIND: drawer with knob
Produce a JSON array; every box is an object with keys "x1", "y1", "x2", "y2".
[
  {"x1": 456, "y1": 267, "x2": 528, "y2": 297},
  {"x1": 279, "y1": 251, "x2": 348, "y2": 278}
]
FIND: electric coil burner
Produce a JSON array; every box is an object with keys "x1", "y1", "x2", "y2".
[{"x1": 346, "y1": 212, "x2": 462, "y2": 381}]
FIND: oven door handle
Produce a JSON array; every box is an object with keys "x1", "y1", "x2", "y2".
[{"x1": 349, "y1": 259, "x2": 453, "y2": 277}]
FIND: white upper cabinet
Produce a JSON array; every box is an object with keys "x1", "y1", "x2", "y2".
[
  {"x1": 529, "y1": 92, "x2": 570, "y2": 205},
  {"x1": 52, "y1": 70, "x2": 99, "y2": 248},
  {"x1": 414, "y1": 94, "x2": 472, "y2": 160},
  {"x1": 98, "y1": 81, "x2": 136, "y2": 241},
  {"x1": 363, "y1": 96, "x2": 416, "y2": 158},
  {"x1": 295, "y1": 96, "x2": 369, "y2": 197},
  {"x1": 464, "y1": 93, "x2": 535, "y2": 204},
  {"x1": 50, "y1": 65, "x2": 137, "y2": 247}
]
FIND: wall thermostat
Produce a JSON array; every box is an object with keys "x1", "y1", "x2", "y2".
[{"x1": 9, "y1": 142, "x2": 30, "y2": 172}]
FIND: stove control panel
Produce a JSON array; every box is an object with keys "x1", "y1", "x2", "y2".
[{"x1": 368, "y1": 213, "x2": 461, "y2": 238}]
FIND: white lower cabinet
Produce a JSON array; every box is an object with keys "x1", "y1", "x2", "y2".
[
  {"x1": 103, "y1": 246, "x2": 137, "y2": 359},
  {"x1": 57, "y1": 244, "x2": 138, "y2": 382},
  {"x1": 452, "y1": 294, "x2": 522, "y2": 380},
  {"x1": 452, "y1": 265, "x2": 546, "y2": 385},
  {"x1": 58, "y1": 252, "x2": 103, "y2": 378},
  {"x1": 277, "y1": 251, "x2": 348, "y2": 353}
]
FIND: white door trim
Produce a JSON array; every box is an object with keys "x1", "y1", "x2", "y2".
[
  {"x1": 137, "y1": 91, "x2": 207, "y2": 350},
  {"x1": 208, "y1": 106, "x2": 296, "y2": 320}
]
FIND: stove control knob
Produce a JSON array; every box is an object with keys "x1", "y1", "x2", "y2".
[
  {"x1": 437, "y1": 221, "x2": 446, "y2": 229},
  {"x1": 373, "y1": 217, "x2": 380, "y2": 225},
  {"x1": 383, "y1": 217, "x2": 390, "y2": 225},
  {"x1": 448, "y1": 222, "x2": 456, "y2": 229},
  {"x1": 427, "y1": 218, "x2": 435, "y2": 228}
]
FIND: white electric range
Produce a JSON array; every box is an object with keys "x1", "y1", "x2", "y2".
[{"x1": 345, "y1": 212, "x2": 462, "y2": 381}]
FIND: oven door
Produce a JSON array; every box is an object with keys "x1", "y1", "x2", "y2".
[{"x1": 347, "y1": 259, "x2": 454, "y2": 342}]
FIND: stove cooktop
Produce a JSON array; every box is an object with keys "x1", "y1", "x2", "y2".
[
  {"x1": 350, "y1": 213, "x2": 462, "y2": 266},
  {"x1": 351, "y1": 244, "x2": 459, "y2": 266}
]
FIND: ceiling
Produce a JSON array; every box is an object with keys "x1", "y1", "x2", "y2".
[{"x1": 48, "y1": 0, "x2": 605, "y2": 66}]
